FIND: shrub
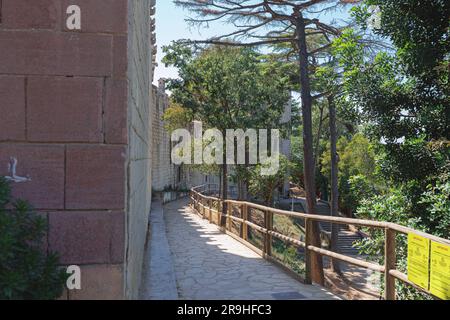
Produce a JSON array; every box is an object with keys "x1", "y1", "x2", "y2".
[
  {"x1": 0, "y1": 177, "x2": 67, "y2": 300},
  {"x1": 355, "y1": 180, "x2": 450, "y2": 300}
]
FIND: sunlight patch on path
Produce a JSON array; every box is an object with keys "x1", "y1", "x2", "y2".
[{"x1": 164, "y1": 199, "x2": 341, "y2": 300}]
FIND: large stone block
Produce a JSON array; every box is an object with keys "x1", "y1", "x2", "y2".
[
  {"x1": 66, "y1": 145, "x2": 126, "y2": 210},
  {"x1": 1, "y1": 0, "x2": 59, "y2": 30},
  {"x1": 48, "y1": 211, "x2": 124, "y2": 265},
  {"x1": 61, "y1": 0, "x2": 127, "y2": 34},
  {"x1": 0, "y1": 76, "x2": 26, "y2": 141},
  {"x1": 0, "y1": 31, "x2": 112, "y2": 76},
  {"x1": 27, "y1": 77, "x2": 103, "y2": 143},
  {"x1": 68, "y1": 265, "x2": 124, "y2": 300},
  {"x1": 113, "y1": 35, "x2": 128, "y2": 79},
  {"x1": 105, "y1": 79, "x2": 128, "y2": 144},
  {"x1": 0, "y1": 144, "x2": 65, "y2": 209}
]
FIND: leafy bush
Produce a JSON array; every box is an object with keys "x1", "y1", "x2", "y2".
[
  {"x1": 418, "y1": 179, "x2": 450, "y2": 239},
  {"x1": 0, "y1": 177, "x2": 67, "y2": 300},
  {"x1": 355, "y1": 179, "x2": 450, "y2": 300}
]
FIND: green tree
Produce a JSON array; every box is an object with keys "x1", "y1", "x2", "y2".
[
  {"x1": 335, "y1": 1, "x2": 449, "y2": 184},
  {"x1": 172, "y1": 0, "x2": 362, "y2": 285},
  {"x1": 321, "y1": 133, "x2": 378, "y2": 215},
  {"x1": 162, "y1": 100, "x2": 193, "y2": 133},
  {"x1": 249, "y1": 156, "x2": 290, "y2": 207},
  {"x1": 163, "y1": 44, "x2": 290, "y2": 218},
  {"x1": 332, "y1": 1, "x2": 450, "y2": 299}
]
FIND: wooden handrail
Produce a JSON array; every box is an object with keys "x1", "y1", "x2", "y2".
[{"x1": 189, "y1": 186, "x2": 449, "y2": 300}]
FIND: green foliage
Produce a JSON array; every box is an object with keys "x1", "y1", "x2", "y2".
[
  {"x1": 321, "y1": 133, "x2": 378, "y2": 213},
  {"x1": 335, "y1": 2, "x2": 450, "y2": 182},
  {"x1": 272, "y1": 240, "x2": 305, "y2": 277},
  {"x1": 366, "y1": 0, "x2": 450, "y2": 78},
  {"x1": 163, "y1": 44, "x2": 291, "y2": 131},
  {"x1": 248, "y1": 155, "x2": 290, "y2": 206},
  {"x1": 418, "y1": 179, "x2": 450, "y2": 239},
  {"x1": 162, "y1": 100, "x2": 193, "y2": 133},
  {"x1": 0, "y1": 177, "x2": 67, "y2": 300},
  {"x1": 355, "y1": 187, "x2": 428, "y2": 300},
  {"x1": 355, "y1": 177, "x2": 450, "y2": 300},
  {"x1": 379, "y1": 136, "x2": 441, "y2": 185}
]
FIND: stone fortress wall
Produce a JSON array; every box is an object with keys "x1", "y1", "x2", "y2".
[{"x1": 0, "y1": 0, "x2": 155, "y2": 300}]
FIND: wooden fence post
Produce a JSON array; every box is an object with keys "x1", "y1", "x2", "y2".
[
  {"x1": 385, "y1": 228, "x2": 396, "y2": 300},
  {"x1": 202, "y1": 197, "x2": 206, "y2": 218},
  {"x1": 208, "y1": 199, "x2": 213, "y2": 222},
  {"x1": 242, "y1": 204, "x2": 248, "y2": 241},
  {"x1": 265, "y1": 210, "x2": 273, "y2": 257},
  {"x1": 227, "y1": 204, "x2": 232, "y2": 231},
  {"x1": 304, "y1": 218, "x2": 312, "y2": 285}
]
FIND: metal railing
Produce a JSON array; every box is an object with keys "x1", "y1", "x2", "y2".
[{"x1": 190, "y1": 184, "x2": 450, "y2": 300}]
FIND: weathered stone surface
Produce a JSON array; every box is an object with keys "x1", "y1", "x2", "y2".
[
  {"x1": 61, "y1": 0, "x2": 127, "y2": 34},
  {"x1": 124, "y1": 0, "x2": 152, "y2": 300},
  {"x1": 113, "y1": 36, "x2": 128, "y2": 78},
  {"x1": 66, "y1": 145, "x2": 126, "y2": 210},
  {"x1": 0, "y1": 144, "x2": 65, "y2": 209},
  {"x1": 2, "y1": 0, "x2": 59, "y2": 30},
  {"x1": 105, "y1": 79, "x2": 127, "y2": 144},
  {"x1": 140, "y1": 201, "x2": 177, "y2": 300},
  {"x1": 68, "y1": 265, "x2": 124, "y2": 300},
  {"x1": 27, "y1": 76, "x2": 103, "y2": 142},
  {"x1": 0, "y1": 76, "x2": 26, "y2": 141},
  {"x1": 48, "y1": 211, "x2": 124, "y2": 264},
  {"x1": 0, "y1": 31, "x2": 112, "y2": 76}
]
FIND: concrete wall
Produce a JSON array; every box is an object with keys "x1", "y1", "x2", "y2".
[{"x1": 0, "y1": 0, "x2": 154, "y2": 300}]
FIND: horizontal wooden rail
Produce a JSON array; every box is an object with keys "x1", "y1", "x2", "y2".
[
  {"x1": 307, "y1": 245, "x2": 385, "y2": 273},
  {"x1": 268, "y1": 230, "x2": 306, "y2": 248},
  {"x1": 189, "y1": 184, "x2": 449, "y2": 300}
]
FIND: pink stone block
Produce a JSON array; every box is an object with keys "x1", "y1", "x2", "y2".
[
  {"x1": 0, "y1": 144, "x2": 65, "y2": 209},
  {"x1": 105, "y1": 79, "x2": 128, "y2": 144},
  {"x1": 27, "y1": 76, "x2": 103, "y2": 143},
  {"x1": 0, "y1": 31, "x2": 112, "y2": 76},
  {"x1": 2, "y1": 0, "x2": 59, "y2": 30},
  {"x1": 68, "y1": 265, "x2": 124, "y2": 300},
  {"x1": 113, "y1": 35, "x2": 128, "y2": 79},
  {"x1": 0, "y1": 76, "x2": 26, "y2": 141},
  {"x1": 61, "y1": 0, "x2": 128, "y2": 34},
  {"x1": 48, "y1": 211, "x2": 124, "y2": 265},
  {"x1": 65, "y1": 145, "x2": 126, "y2": 210}
]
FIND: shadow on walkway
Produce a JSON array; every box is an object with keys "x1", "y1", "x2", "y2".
[{"x1": 162, "y1": 198, "x2": 340, "y2": 300}]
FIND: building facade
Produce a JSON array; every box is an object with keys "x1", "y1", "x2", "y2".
[{"x1": 0, "y1": 0, "x2": 156, "y2": 299}]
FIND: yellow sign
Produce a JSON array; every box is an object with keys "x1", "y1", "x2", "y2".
[
  {"x1": 407, "y1": 234, "x2": 430, "y2": 290},
  {"x1": 430, "y1": 241, "x2": 450, "y2": 300}
]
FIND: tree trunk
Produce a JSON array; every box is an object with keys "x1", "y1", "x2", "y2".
[
  {"x1": 328, "y1": 95, "x2": 341, "y2": 274},
  {"x1": 296, "y1": 11, "x2": 324, "y2": 285},
  {"x1": 314, "y1": 105, "x2": 325, "y2": 169},
  {"x1": 218, "y1": 172, "x2": 222, "y2": 198}
]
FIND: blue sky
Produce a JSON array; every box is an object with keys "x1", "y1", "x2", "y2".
[
  {"x1": 155, "y1": 1, "x2": 235, "y2": 83},
  {"x1": 155, "y1": 1, "x2": 352, "y2": 84}
]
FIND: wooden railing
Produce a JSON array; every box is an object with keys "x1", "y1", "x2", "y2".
[{"x1": 190, "y1": 184, "x2": 450, "y2": 300}]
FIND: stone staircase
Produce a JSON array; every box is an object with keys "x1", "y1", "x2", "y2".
[
  {"x1": 316, "y1": 201, "x2": 363, "y2": 256},
  {"x1": 278, "y1": 197, "x2": 364, "y2": 256},
  {"x1": 320, "y1": 222, "x2": 363, "y2": 255}
]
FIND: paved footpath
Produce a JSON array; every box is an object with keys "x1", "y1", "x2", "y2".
[{"x1": 163, "y1": 199, "x2": 340, "y2": 300}]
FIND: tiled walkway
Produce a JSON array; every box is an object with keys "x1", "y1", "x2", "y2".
[{"x1": 162, "y1": 199, "x2": 340, "y2": 300}]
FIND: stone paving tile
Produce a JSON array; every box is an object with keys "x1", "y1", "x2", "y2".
[{"x1": 164, "y1": 199, "x2": 341, "y2": 300}]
